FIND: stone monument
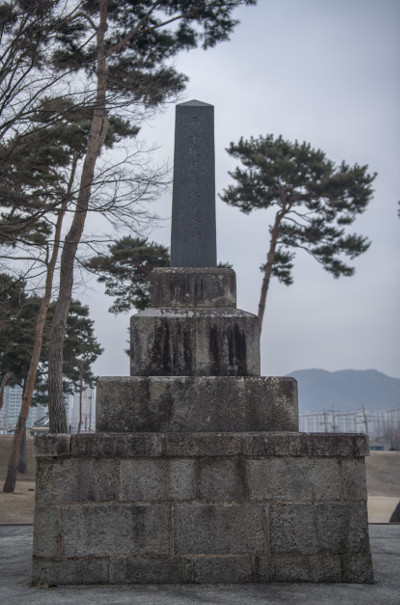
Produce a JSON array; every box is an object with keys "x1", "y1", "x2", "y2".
[{"x1": 32, "y1": 100, "x2": 373, "y2": 584}]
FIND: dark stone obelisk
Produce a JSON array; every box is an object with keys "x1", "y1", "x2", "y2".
[{"x1": 170, "y1": 100, "x2": 217, "y2": 267}]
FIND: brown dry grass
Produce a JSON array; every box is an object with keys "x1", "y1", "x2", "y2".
[
  {"x1": 0, "y1": 435, "x2": 36, "y2": 524},
  {"x1": 0, "y1": 435, "x2": 399, "y2": 524}
]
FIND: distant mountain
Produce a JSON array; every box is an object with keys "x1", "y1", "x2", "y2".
[{"x1": 286, "y1": 369, "x2": 400, "y2": 413}]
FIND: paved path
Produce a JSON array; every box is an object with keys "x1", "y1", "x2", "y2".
[{"x1": 1, "y1": 524, "x2": 399, "y2": 605}]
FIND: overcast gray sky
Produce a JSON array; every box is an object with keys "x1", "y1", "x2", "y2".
[{"x1": 85, "y1": 0, "x2": 400, "y2": 381}]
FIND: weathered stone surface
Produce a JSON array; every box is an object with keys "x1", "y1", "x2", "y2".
[
  {"x1": 341, "y1": 459, "x2": 368, "y2": 500},
  {"x1": 193, "y1": 555, "x2": 253, "y2": 583},
  {"x1": 62, "y1": 504, "x2": 170, "y2": 557},
  {"x1": 130, "y1": 310, "x2": 194, "y2": 376},
  {"x1": 269, "y1": 502, "x2": 371, "y2": 558},
  {"x1": 32, "y1": 557, "x2": 110, "y2": 585},
  {"x1": 317, "y1": 433, "x2": 370, "y2": 456},
  {"x1": 112, "y1": 556, "x2": 193, "y2": 584},
  {"x1": 174, "y1": 503, "x2": 266, "y2": 554},
  {"x1": 316, "y1": 502, "x2": 354, "y2": 554},
  {"x1": 32, "y1": 505, "x2": 59, "y2": 557},
  {"x1": 342, "y1": 553, "x2": 374, "y2": 583},
  {"x1": 257, "y1": 554, "x2": 343, "y2": 583},
  {"x1": 195, "y1": 310, "x2": 260, "y2": 376},
  {"x1": 196, "y1": 458, "x2": 246, "y2": 501},
  {"x1": 130, "y1": 308, "x2": 260, "y2": 376},
  {"x1": 242, "y1": 433, "x2": 293, "y2": 456},
  {"x1": 34, "y1": 433, "x2": 71, "y2": 457},
  {"x1": 165, "y1": 433, "x2": 244, "y2": 457},
  {"x1": 170, "y1": 100, "x2": 216, "y2": 268},
  {"x1": 343, "y1": 502, "x2": 371, "y2": 554},
  {"x1": 31, "y1": 432, "x2": 373, "y2": 584},
  {"x1": 269, "y1": 504, "x2": 318, "y2": 555},
  {"x1": 36, "y1": 458, "x2": 120, "y2": 503},
  {"x1": 121, "y1": 459, "x2": 195, "y2": 501},
  {"x1": 96, "y1": 376, "x2": 298, "y2": 433},
  {"x1": 247, "y1": 458, "x2": 341, "y2": 502},
  {"x1": 70, "y1": 433, "x2": 164, "y2": 458},
  {"x1": 243, "y1": 432, "x2": 369, "y2": 457},
  {"x1": 150, "y1": 267, "x2": 236, "y2": 308},
  {"x1": 34, "y1": 431, "x2": 370, "y2": 461}
]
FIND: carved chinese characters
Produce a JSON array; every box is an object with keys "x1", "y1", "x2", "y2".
[{"x1": 188, "y1": 115, "x2": 202, "y2": 242}]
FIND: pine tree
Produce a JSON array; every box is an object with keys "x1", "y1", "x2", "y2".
[
  {"x1": 2, "y1": 291, "x2": 102, "y2": 491},
  {"x1": 221, "y1": 134, "x2": 376, "y2": 329},
  {"x1": 0, "y1": 274, "x2": 36, "y2": 408},
  {"x1": 85, "y1": 236, "x2": 170, "y2": 313}
]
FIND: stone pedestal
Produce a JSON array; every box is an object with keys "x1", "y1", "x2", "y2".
[
  {"x1": 130, "y1": 269, "x2": 259, "y2": 377},
  {"x1": 32, "y1": 432, "x2": 372, "y2": 585},
  {"x1": 32, "y1": 268, "x2": 373, "y2": 584}
]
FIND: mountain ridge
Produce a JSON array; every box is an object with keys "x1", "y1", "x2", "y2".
[{"x1": 285, "y1": 368, "x2": 400, "y2": 413}]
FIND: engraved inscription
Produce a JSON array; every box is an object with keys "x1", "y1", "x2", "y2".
[
  {"x1": 188, "y1": 115, "x2": 203, "y2": 241},
  {"x1": 170, "y1": 101, "x2": 216, "y2": 267}
]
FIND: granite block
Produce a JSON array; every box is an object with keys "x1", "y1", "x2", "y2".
[
  {"x1": 32, "y1": 505, "x2": 59, "y2": 558},
  {"x1": 130, "y1": 308, "x2": 260, "y2": 376},
  {"x1": 303, "y1": 433, "x2": 369, "y2": 457},
  {"x1": 315, "y1": 503, "x2": 348, "y2": 554},
  {"x1": 121, "y1": 459, "x2": 195, "y2": 501},
  {"x1": 34, "y1": 433, "x2": 71, "y2": 457},
  {"x1": 62, "y1": 504, "x2": 170, "y2": 557},
  {"x1": 112, "y1": 555, "x2": 193, "y2": 584},
  {"x1": 195, "y1": 310, "x2": 260, "y2": 376},
  {"x1": 196, "y1": 458, "x2": 246, "y2": 501},
  {"x1": 165, "y1": 433, "x2": 244, "y2": 457},
  {"x1": 242, "y1": 432, "x2": 368, "y2": 458},
  {"x1": 342, "y1": 553, "x2": 374, "y2": 583},
  {"x1": 150, "y1": 267, "x2": 236, "y2": 308},
  {"x1": 257, "y1": 554, "x2": 343, "y2": 583},
  {"x1": 174, "y1": 503, "x2": 266, "y2": 555},
  {"x1": 36, "y1": 458, "x2": 120, "y2": 503},
  {"x1": 96, "y1": 376, "x2": 298, "y2": 433},
  {"x1": 242, "y1": 433, "x2": 293, "y2": 456},
  {"x1": 193, "y1": 555, "x2": 253, "y2": 583},
  {"x1": 341, "y1": 459, "x2": 368, "y2": 500},
  {"x1": 32, "y1": 557, "x2": 110, "y2": 585},
  {"x1": 130, "y1": 311, "x2": 194, "y2": 376},
  {"x1": 269, "y1": 504, "x2": 318, "y2": 555},
  {"x1": 247, "y1": 458, "x2": 341, "y2": 501},
  {"x1": 346, "y1": 501, "x2": 371, "y2": 554},
  {"x1": 70, "y1": 433, "x2": 164, "y2": 458},
  {"x1": 315, "y1": 502, "x2": 370, "y2": 556}
]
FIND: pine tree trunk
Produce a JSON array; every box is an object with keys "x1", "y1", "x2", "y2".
[
  {"x1": 3, "y1": 327, "x2": 45, "y2": 492},
  {"x1": 3, "y1": 188, "x2": 68, "y2": 492},
  {"x1": 17, "y1": 428, "x2": 26, "y2": 473},
  {"x1": 0, "y1": 371, "x2": 13, "y2": 412},
  {"x1": 47, "y1": 2, "x2": 109, "y2": 433},
  {"x1": 3, "y1": 295, "x2": 53, "y2": 491},
  {"x1": 258, "y1": 210, "x2": 283, "y2": 331}
]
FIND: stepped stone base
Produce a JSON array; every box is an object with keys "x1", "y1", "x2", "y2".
[
  {"x1": 130, "y1": 267, "x2": 260, "y2": 377},
  {"x1": 32, "y1": 432, "x2": 373, "y2": 585},
  {"x1": 96, "y1": 376, "x2": 298, "y2": 433},
  {"x1": 130, "y1": 308, "x2": 260, "y2": 377},
  {"x1": 150, "y1": 267, "x2": 236, "y2": 308}
]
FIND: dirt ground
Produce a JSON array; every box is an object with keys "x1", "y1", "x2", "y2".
[{"x1": 0, "y1": 436, "x2": 399, "y2": 524}]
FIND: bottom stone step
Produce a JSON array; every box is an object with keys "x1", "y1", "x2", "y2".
[
  {"x1": 32, "y1": 552, "x2": 373, "y2": 585},
  {"x1": 32, "y1": 432, "x2": 373, "y2": 584}
]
